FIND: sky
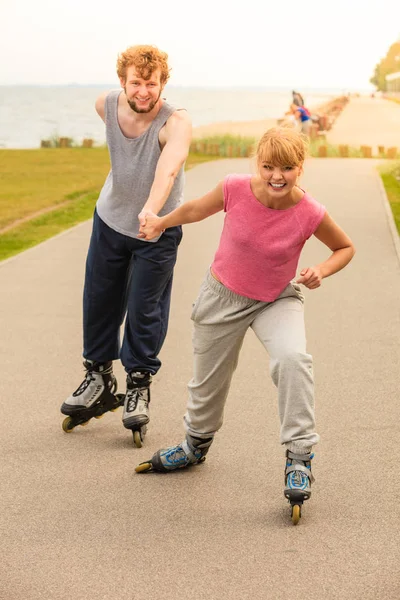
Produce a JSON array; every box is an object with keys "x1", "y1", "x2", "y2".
[{"x1": 1, "y1": 0, "x2": 399, "y2": 90}]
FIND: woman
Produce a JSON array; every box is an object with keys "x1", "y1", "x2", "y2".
[{"x1": 135, "y1": 127, "x2": 355, "y2": 523}]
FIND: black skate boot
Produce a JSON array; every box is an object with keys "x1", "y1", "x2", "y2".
[
  {"x1": 135, "y1": 433, "x2": 214, "y2": 473},
  {"x1": 284, "y1": 449, "x2": 315, "y2": 525},
  {"x1": 61, "y1": 360, "x2": 122, "y2": 432},
  {"x1": 122, "y1": 371, "x2": 152, "y2": 447}
]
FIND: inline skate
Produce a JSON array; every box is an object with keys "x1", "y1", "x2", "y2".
[
  {"x1": 61, "y1": 360, "x2": 122, "y2": 432},
  {"x1": 284, "y1": 449, "x2": 314, "y2": 525},
  {"x1": 122, "y1": 371, "x2": 152, "y2": 447},
  {"x1": 135, "y1": 433, "x2": 213, "y2": 472}
]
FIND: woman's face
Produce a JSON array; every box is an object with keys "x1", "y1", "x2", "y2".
[{"x1": 258, "y1": 162, "x2": 303, "y2": 197}]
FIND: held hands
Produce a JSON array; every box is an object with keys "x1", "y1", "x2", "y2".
[
  {"x1": 296, "y1": 266, "x2": 323, "y2": 289},
  {"x1": 137, "y1": 210, "x2": 165, "y2": 240}
]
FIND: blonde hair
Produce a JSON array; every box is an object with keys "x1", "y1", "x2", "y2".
[
  {"x1": 117, "y1": 45, "x2": 170, "y2": 85},
  {"x1": 256, "y1": 127, "x2": 308, "y2": 169}
]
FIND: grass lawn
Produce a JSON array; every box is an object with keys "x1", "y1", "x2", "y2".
[
  {"x1": 1, "y1": 145, "x2": 399, "y2": 263},
  {"x1": 0, "y1": 148, "x2": 110, "y2": 230},
  {"x1": 379, "y1": 162, "x2": 400, "y2": 234},
  {"x1": 0, "y1": 148, "x2": 220, "y2": 262}
]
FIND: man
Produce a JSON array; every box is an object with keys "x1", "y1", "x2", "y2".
[{"x1": 61, "y1": 45, "x2": 192, "y2": 445}]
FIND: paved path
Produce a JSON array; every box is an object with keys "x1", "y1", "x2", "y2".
[
  {"x1": 192, "y1": 96, "x2": 400, "y2": 153},
  {"x1": 1, "y1": 156, "x2": 399, "y2": 600},
  {"x1": 327, "y1": 96, "x2": 400, "y2": 149}
]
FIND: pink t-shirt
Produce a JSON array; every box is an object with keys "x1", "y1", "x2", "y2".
[{"x1": 211, "y1": 174, "x2": 326, "y2": 302}]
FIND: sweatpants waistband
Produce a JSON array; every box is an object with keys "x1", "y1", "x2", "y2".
[{"x1": 205, "y1": 269, "x2": 261, "y2": 306}]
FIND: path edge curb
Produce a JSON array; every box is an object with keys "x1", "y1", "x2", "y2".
[
  {"x1": 376, "y1": 171, "x2": 400, "y2": 269},
  {"x1": 0, "y1": 219, "x2": 91, "y2": 269}
]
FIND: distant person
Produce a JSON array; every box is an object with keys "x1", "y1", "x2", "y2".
[
  {"x1": 292, "y1": 90, "x2": 304, "y2": 107},
  {"x1": 135, "y1": 127, "x2": 355, "y2": 524},
  {"x1": 291, "y1": 103, "x2": 312, "y2": 136},
  {"x1": 60, "y1": 45, "x2": 192, "y2": 447}
]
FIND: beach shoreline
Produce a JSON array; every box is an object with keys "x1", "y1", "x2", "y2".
[
  {"x1": 0, "y1": 86, "x2": 337, "y2": 149},
  {"x1": 192, "y1": 96, "x2": 343, "y2": 139},
  {"x1": 192, "y1": 118, "x2": 277, "y2": 139}
]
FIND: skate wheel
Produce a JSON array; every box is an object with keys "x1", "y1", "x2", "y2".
[
  {"x1": 135, "y1": 462, "x2": 152, "y2": 473},
  {"x1": 94, "y1": 414, "x2": 104, "y2": 419},
  {"x1": 133, "y1": 430, "x2": 142, "y2": 448},
  {"x1": 291, "y1": 504, "x2": 301, "y2": 525},
  {"x1": 62, "y1": 416, "x2": 75, "y2": 433},
  {"x1": 110, "y1": 406, "x2": 120, "y2": 412},
  {"x1": 80, "y1": 420, "x2": 90, "y2": 426}
]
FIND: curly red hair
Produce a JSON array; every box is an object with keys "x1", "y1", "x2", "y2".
[{"x1": 117, "y1": 45, "x2": 170, "y2": 85}]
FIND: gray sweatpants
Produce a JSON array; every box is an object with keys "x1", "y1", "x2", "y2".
[{"x1": 184, "y1": 270, "x2": 319, "y2": 454}]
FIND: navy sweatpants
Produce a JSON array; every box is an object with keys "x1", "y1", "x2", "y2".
[{"x1": 83, "y1": 211, "x2": 182, "y2": 374}]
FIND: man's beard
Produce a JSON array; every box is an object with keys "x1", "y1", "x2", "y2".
[{"x1": 126, "y1": 90, "x2": 161, "y2": 114}]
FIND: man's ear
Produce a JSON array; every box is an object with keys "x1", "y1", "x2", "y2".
[{"x1": 119, "y1": 78, "x2": 126, "y2": 89}]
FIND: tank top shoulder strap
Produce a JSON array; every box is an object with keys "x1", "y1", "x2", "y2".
[
  {"x1": 151, "y1": 101, "x2": 179, "y2": 131},
  {"x1": 104, "y1": 90, "x2": 121, "y2": 126}
]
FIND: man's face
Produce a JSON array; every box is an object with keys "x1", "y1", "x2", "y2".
[{"x1": 121, "y1": 66, "x2": 163, "y2": 114}]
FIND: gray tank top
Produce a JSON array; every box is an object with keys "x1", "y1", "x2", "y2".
[{"x1": 96, "y1": 90, "x2": 185, "y2": 241}]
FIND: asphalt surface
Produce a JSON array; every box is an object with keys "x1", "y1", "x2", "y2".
[
  {"x1": 327, "y1": 96, "x2": 400, "y2": 149},
  {"x1": 1, "y1": 151, "x2": 400, "y2": 599}
]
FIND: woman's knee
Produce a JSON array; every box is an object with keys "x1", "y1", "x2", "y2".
[{"x1": 270, "y1": 351, "x2": 313, "y2": 382}]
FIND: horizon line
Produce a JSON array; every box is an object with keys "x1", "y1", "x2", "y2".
[{"x1": 0, "y1": 83, "x2": 374, "y2": 92}]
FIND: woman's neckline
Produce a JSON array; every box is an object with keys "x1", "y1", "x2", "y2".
[{"x1": 248, "y1": 175, "x2": 306, "y2": 211}]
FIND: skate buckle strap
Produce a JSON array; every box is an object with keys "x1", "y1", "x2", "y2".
[
  {"x1": 285, "y1": 463, "x2": 315, "y2": 483},
  {"x1": 286, "y1": 450, "x2": 314, "y2": 483},
  {"x1": 287, "y1": 450, "x2": 314, "y2": 461},
  {"x1": 129, "y1": 371, "x2": 152, "y2": 382},
  {"x1": 182, "y1": 439, "x2": 202, "y2": 462},
  {"x1": 85, "y1": 361, "x2": 113, "y2": 375}
]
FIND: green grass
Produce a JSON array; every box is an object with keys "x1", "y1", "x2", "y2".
[
  {"x1": 0, "y1": 147, "x2": 112, "y2": 230},
  {"x1": 192, "y1": 135, "x2": 399, "y2": 159},
  {"x1": 379, "y1": 162, "x2": 400, "y2": 234},
  {"x1": 308, "y1": 141, "x2": 366, "y2": 158},
  {"x1": 1, "y1": 141, "x2": 399, "y2": 263},
  {"x1": 0, "y1": 149, "x2": 220, "y2": 262},
  {"x1": 192, "y1": 134, "x2": 257, "y2": 157},
  {"x1": 0, "y1": 192, "x2": 100, "y2": 260}
]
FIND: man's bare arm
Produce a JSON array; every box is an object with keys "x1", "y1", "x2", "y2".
[
  {"x1": 95, "y1": 92, "x2": 109, "y2": 123},
  {"x1": 139, "y1": 110, "x2": 192, "y2": 221}
]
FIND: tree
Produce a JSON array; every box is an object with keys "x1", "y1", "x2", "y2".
[{"x1": 370, "y1": 40, "x2": 400, "y2": 91}]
